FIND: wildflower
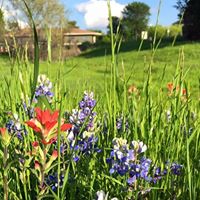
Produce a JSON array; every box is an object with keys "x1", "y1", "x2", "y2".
[
  {"x1": 69, "y1": 91, "x2": 96, "y2": 131},
  {"x1": 182, "y1": 88, "x2": 187, "y2": 96},
  {"x1": 34, "y1": 74, "x2": 54, "y2": 103},
  {"x1": 167, "y1": 82, "x2": 174, "y2": 93},
  {"x1": 170, "y1": 162, "x2": 183, "y2": 175},
  {"x1": 67, "y1": 91, "x2": 100, "y2": 161},
  {"x1": 116, "y1": 115, "x2": 129, "y2": 132},
  {"x1": 130, "y1": 140, "x2": 147, "y2": 154},
  {"x1": 32, "y1": 141, "x2": 39, "y2": 147},
  {"x1": 128, "y1": 85, "x2": 139, "y2": 95},
  {"x1": 34, "y1": 160, "x2": 40, "y2": 170},
  {"x1": 0, "y1": 128, "x2": 11, "y2": 147},
  {"x1": 26, "y1": 107, "x2": 72, "y2": 145},
  {"x1": 6, "y1": 114, "x2": 26, "y2": 140},
  {"x1": 51, "y1": 150, "x2": 58, "y2": 159},
  {"x1": 107, "y1": 138, "x2": 150, "y2": 184},
  {"x1": 96, "y1": 190, "x2": 118, "y2": 200},
  {"x1": 46, "y1": 173, "x2": 64, "y2": 192}
]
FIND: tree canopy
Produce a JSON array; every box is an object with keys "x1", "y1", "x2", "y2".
[
  {"x1": 9, "y1": 0, "x2": 68, "y2": 28},
  {"x1": 176, "y1": 0, "x2": 200, "y2": 40},
  {"x1": 122, "y1": 2, "x2": 150, "y2": 40},
  {"x1": 0, "y1": 9, "x2": 5, "y2": 41}
]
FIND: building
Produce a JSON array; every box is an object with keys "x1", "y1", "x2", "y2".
[
  {"x1": 63, "y1": 28, "x2": 102, "y2": 46},
  {"x1": 1, "y1": 27, "x2": 102, "y2": 58}
]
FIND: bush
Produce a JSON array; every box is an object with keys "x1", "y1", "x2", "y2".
[{"x1": 148, "y1": 25, "x2": 182, "y2": 40}]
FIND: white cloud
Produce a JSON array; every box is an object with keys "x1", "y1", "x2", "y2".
[{"x1": 76, "y1": 0, "x2": 125, "y2": 29}]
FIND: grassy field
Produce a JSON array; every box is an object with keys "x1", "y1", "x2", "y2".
[
  {"x1": 1, "y1": 40, "x2": 200, "y2": 98},
  {"x1": 0, "y1": 38, "x2": 199, "y2": 199}
]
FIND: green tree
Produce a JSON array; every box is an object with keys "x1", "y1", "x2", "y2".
[
  {"x1": 122, "y1": 2, "x2": 150, "y2": 40},
  {"x1": 175, "y1": 0, "x2": 189, "y2": 18},
  {"x1": 68, "y1": 20, "x2": 79, "y2": 29},
  {"x1": 107, "y1": 16, "x2": 122, "y2": 35},
  {"x1": 176, "y1": 0, "x2": 200, "y2": 40},
  {"x1": 0, "y1": 9, "x2": 5, "y2": 41}
]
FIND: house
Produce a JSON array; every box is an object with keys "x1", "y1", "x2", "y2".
[{"x1": 1, "y1": 27, "x2": 102, "y2": 58}]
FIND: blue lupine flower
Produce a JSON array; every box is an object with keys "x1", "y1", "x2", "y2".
[
  {"x1": 66, "y1": 91, "x2": 100, "y2": 161},
  {"x1": 107, "y1": 138, "x2": 150, "y2": 184},
  {"x1": 6, "y1": 114, "x2": 27, "y2": 140},
  {"x1": 170, "y1": 162, "x2": 183, "y2": 175},
  {"x1": 107, "y1": 138, "x2": 183, "y2": 188},
  {"x1": 46, "y1": 173, "x2": 64, "y2": 192},
  {"x1": 152, "y1": 162, "x2": 183, "y2": 184},
  {"x1": 34, "y1": 74, "x2": 54, "y2": 103},
  {"x1": 116, "y1": 115, "x2": 129, "y2": 132}
]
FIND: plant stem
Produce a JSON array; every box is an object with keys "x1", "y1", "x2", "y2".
[{"x1": 3, "y1": 147, "x2": 8, "y2": 200}]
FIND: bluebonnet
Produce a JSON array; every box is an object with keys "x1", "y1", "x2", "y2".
[
  {"x1": 116, "y1": 115, "x2": 129, "y2": 132},
  {"x1": 69, "y1": 91, "x2": 96, "y2": 132},
  {"x1": 66, "y1": 91, "x2": 100, "y2": 161},
  {"x1": 6, "y1": 114, "x2": 27, "y2": 140},
  {"x1": 170, "y1": 162, "x2": 183, "y2": 175},
  {"x1": 22, "y1": 101, "x2": 34, "y2": 118},
  {"x1": 34, "y1": 74, "x2": 54, "y2": 103},
  {"x1": 151, "y1": 162, "x2": 183, "y2": 184},
  {"x1": 106, "y1": 138, "x2": 183, "y2": 187},
  {"x1": 46, "y1": 173, "x2": 64, "y2": 192},
  {"x1": 106, "y1": 138, "x2": 151, "y2": 185}
]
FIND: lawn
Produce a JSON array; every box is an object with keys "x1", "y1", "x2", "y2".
[
  {"x1": 1, "y1": 40, "x2": 200, "y2": 97},
  {"x1": 0, "y1": 39, "x2": 199, "y2": 199}
]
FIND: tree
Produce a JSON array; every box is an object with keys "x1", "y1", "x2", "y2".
[
  {"x1": 9, "y1": 0, "x2": 67, "y2": 28},
  {"x1": 9, "y1": 0, "x2": 68, "y2": 62},
  {"x1": 7, "y1": 20, "x2": 20, "y2": 32},
  {"x1": 68, "y1": 20, "x2": 79, "y2": 29},
  {"x1": 176, "y1": 0, "x2": 200, "y2": 40},
  {"x1": 122, "y1": 2, "x2": 150, "y2": 40},
  {"x1": 0, "y1": 9, "x2": 5, "y2": 41},
  {"x1": 175, "y1": 0, "x2": 189, "y2": 18},
  {"x1": 107, "y1": 16, "x2": 121, "y2": 35}
]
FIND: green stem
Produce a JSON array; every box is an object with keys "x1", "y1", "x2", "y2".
[
  {"x1": 40, "y1": 149, "x2": 47, "y2": 190},
  {"x1": 57, "y1": 98, "x2": 63, "y2": 199},
  {"x1": 3, "y1": 147, "x2": 8, "y2": 200}
]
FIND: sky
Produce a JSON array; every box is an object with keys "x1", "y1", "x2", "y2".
[
  {"x1": 2, "y1": 0, "x2": 179, "y2": 31},
  {"x1": 62, "y1": 0, "x2": 179, "y2": 30}
]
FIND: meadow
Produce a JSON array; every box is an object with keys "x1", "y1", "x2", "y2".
[
  {"x1": 1, "y1": 39, "x2": 200, "y2": 96},
  {"x1": 0, "y1": 23, "x2": 200, "y2": 200}
]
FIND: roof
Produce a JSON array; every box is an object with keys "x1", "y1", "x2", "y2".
[
  {"x1": 5, "y1": 27, "x2": 102, "y2": 38},
  {"x1": 63, "y1": 28, "x2": 102, "y2": 36}
]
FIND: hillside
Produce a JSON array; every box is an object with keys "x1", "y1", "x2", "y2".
[{"x1": 0, "y1": 40, "x2": 200, "y2": 96}]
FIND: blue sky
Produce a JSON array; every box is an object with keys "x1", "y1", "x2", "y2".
[{"x1": 61, "y1": 0, "x2": 178, "y2": 30}]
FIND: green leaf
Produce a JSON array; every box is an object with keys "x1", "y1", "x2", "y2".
[{"x1": 22, "y1": 0, "x2": 40, "y2": 102}]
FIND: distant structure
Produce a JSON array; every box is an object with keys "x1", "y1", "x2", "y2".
[
  {"x1": 63, "y1": 28, "x2": 102, "y2": 46},
  {"x1": 0, "y1": 27, "x2": 102, "y2": 59}
]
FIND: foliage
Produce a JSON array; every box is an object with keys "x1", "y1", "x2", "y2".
[
  {"x1": 182, "y1": 0, "x2": 200, "y2": 40},
  {"x1": 175, "y1": 0, "x2": 189, "y2": 18},
  {"x1": 0, "y1": 1, "x2": 199, "y2": 199},
  {"x1": 107, "y1": 16, "x2": 124, "y2": 36},
  {"x1": 122, "y1": 2, "x2": 150, "y2": 40},
  {"x1": 0, "y1": 9, "x2": 5, "y2": 41},
  {"x1": 7, "y1": 20, "x2": 20, "y2": 32},
  {"x1": 9, "y1": 0, "x2": 67, "y2": 28},
  {"x1": 148, "y1": 25, "x2": 182, "y2": 40},
  {"x1": 148, "y1": 25, "x2": 167, "y2": 40}
]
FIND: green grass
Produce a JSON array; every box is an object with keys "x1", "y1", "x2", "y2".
[
  {"x1": 2, "y1": 40, "x2": 200, "y2": 97},
  {"x1": 0, "y1": 38, "x2": 200, "y2": 199}
]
